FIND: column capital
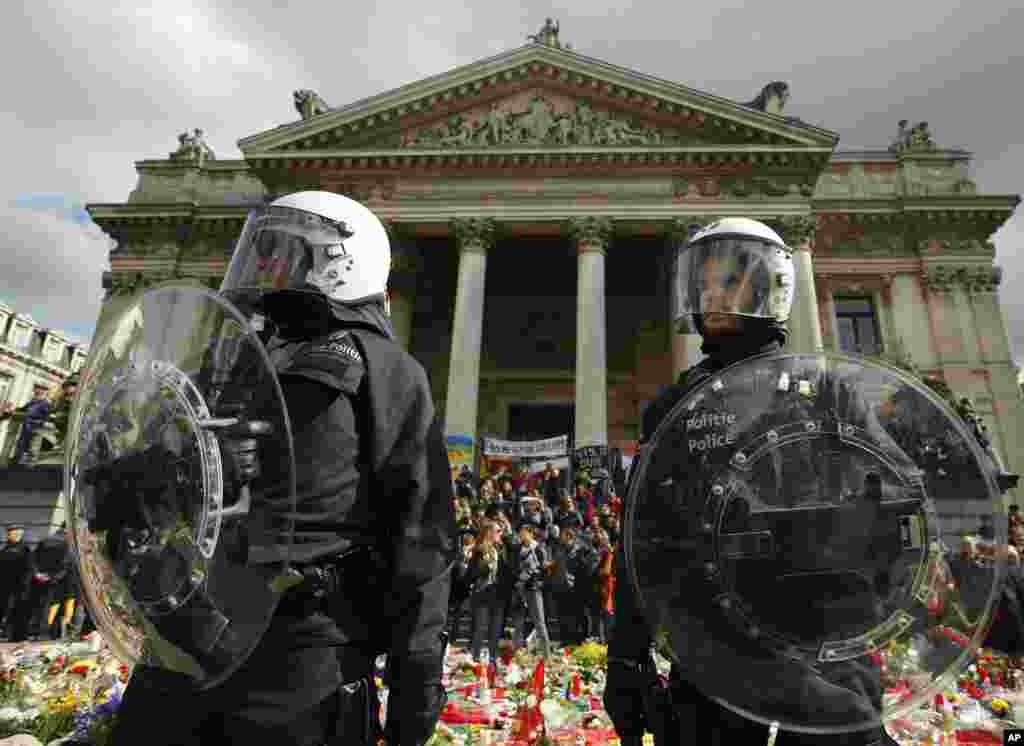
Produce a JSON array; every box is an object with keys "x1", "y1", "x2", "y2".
[
  {"x1": 567, "y1": 216, "x2": 613, "y2": 253},
  {"x1": 766, "y1": 215, "x2": 819, "y2": 251},
  {"x1": 380, "y1": 219, "x2": 407, "y2": 243},
  {"x1": 665, "y1": 216, "x2": 724, "y2": 244},
  {"x1": 451, "y1": 217, "x2": 497, "y2": 254}
]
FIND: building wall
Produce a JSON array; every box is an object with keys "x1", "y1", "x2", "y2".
[
  {"x1": 85, "y1": 136, "x2": 1022, "y2": 505},
  {"x1": 0, "y1": 301, "x2": 88, "y2": 461}
]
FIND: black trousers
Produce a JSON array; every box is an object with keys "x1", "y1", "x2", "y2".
[
  {"x1": 9, "y1": 581, "x2": 51, "y2": 641},
  {"x1": 111, "y1": 613, "x2": 380, "y2": 746}
]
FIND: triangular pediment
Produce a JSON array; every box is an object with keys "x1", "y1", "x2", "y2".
[{"x1": 239, "y1": 44, "x2": 837, "y2": 156}]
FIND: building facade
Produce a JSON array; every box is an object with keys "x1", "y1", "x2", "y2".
[
  {"x1": 0, "y1": 300, "x2": 89, "y2": 463},
  {"x1": 85, "y1": 29, "x2": 1022, "y2": 504}
]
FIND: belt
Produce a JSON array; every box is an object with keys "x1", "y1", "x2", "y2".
[
  {"x1": 607, "y1": 655, "x2": 657, "y2": 674},
  {"x1": 281, "y1": 545, "x2": 383, "y2": 606}
]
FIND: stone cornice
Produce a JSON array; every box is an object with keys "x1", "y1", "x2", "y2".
[
  {"x1": 239, "y1": 45, "x2": 837, "y2": 153},
  {"x1": 133, "y1": 158, "x2": 250, "y2": 172},
  {"x1": 814, "y1": 257, "x2": 921, "y2": 276},
  {"x1": 829, "y1": 149, "x2": 972, "y2": 163},
  {"x1": 0, "y1": 343, "x2": 78, "y2": 378},
  {"x1": 245, "y1": 146, "x2": 833, "y2": 172}
]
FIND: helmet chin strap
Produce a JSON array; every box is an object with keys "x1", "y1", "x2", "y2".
[{"x1": 695, "y1": 315, "x2": 789, "y2": 367}]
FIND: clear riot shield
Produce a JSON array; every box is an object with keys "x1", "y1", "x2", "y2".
[
  {"x1": 64, "y1": 285, "x2": 298, "y2": 690},
  {"x1": 626, "y1": 352, "x2": 1006, "y2": 735}
]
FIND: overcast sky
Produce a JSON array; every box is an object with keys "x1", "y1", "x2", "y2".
[{"x1": 1, "y1": 0, "x2": 1021, "y2": 363}]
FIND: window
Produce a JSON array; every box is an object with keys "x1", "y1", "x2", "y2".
[
  {"x1": 0, "y1": 374, "x2": 11, "y2": 407},
  {"x1": 834, "y1": 297, "x2": 881, "y2": 356},
  {"x1": 45, "y1": 341, "x2": 64, "y2": 365},
  {"x1": 13, "y1": 325, "x2": 30, "y2": 351}
]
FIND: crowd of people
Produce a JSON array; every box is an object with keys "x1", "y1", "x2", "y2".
[
  {"x1": 447, "y1": 462, "x2": 622, "y2": 664},
  {"x1": 0, "y1": 522, "x2": 89, "y2": 643}
]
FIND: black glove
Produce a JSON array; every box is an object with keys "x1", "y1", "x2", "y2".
[{"x1": 219, "y1": 419, "x2": 272, "y2": 486}]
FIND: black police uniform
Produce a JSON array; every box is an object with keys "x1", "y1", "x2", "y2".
[
  {"x1": 22, "y1": 530, "x2": 70, "y2": 639},
  {"x1": 0, "y1": 534, "x2": 32, "y2": 636},
  {"x1": 111, "y1": 306, "x2": 455, "y2": 746},
  {"x1": 604, "y1": 334, "x2": 897, "y2": 746}
]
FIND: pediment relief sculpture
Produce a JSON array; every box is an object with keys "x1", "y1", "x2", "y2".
[{"x1": 399, "y1": 92, "x2": 713, "y2": 149}]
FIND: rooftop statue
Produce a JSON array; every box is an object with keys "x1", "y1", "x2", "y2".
[
  {"x1": 294, "y1": 89, "x2": 330, "y2": 120},
  {"x1": 169, "y1": 128, "x2": 215, "y2": 164},
  {"x1": 743, "y1": 81, "x2": 790, "y2": 115},
  {"x1": 890, "y1": 119, "x2": 938, "y2": 153},
  {"x1": 527, "y1": 17, "x2": 563, "y2": 48}
]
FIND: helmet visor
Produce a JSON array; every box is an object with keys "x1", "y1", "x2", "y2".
[
  {"x1": 220, "y1": 206, "x2": 354, "y2": 308},
  {"x1": 673, "y1": 236, "x2": 794, "y2": 333}
]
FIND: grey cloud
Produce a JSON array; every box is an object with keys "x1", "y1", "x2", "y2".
[
  {"x1": 0, "y1": 205, "x2": 112, "y2": 342},
  {"x1": 0, "y1": 0, "x2": 1021, "y2": 356}
]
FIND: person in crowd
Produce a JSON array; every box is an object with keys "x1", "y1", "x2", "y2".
[
  {"x1": 575, "y1": 481, "x2": 595, "y2": 525},
  {"x1": 542, "y1": 463, "x2": 561, "y2": 508},
  {"x1": 467, "y1": 521, "x2": 509, "y2": 665},
  {"x1": 604, "y1": 512, "x2": 621, "y2": 548},
  {"x1": 18, "y1": 523, "x2": 70, "y2": 641},
  {"x1": 479, "y1": 478, "x2": 497, "y2": 506},
  {"x1": 446, "y1": 528, "x2": 479, "y2": 644},
  {"x1": 554, "y1": 494, "x2": 585, "y2": 533},
  {"x1": 7, "y1": 384, "x2": 52, "y2": 465},
  {"x1": 571, "y1": 525, "x2": 600, "y2": 643},
  {"x1": 519, "y1": 495, "x2": 556, "y2": 544},
  {"x1": 0, "y1": 524, "x2": 32, "y2": 639},
  {"x1": 514, "y1": 525, "x2": 552, "y2": 657},
  {"x1": 582, "y1": 513, "x2": 603, "y2": 546},
  {"x1": 548, "y1": 525, "x2": 583, "y2": 645},
  {"x1": 593, "y1": 528, "x2": 616, "y2": 643},
  {"x1": 454, "y1": 496, "x2": 472, "y2": 529},
  {"x1": 454, "y1": 466, "x2": 477, "y2": 508},
  {"x1": 1012, "y1": 523, "x2": 1024, "y2": 554},
  {"x1": 497, "y1": 480, "x2": 517, "y2": 516}
]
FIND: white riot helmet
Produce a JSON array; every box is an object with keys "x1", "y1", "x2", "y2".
[
  {"x1": 673, "y1": 217, "x2": 795, "y2": 335},
  {"x1": 221, "y1": 191, "x2": 391, "y2": 310}
]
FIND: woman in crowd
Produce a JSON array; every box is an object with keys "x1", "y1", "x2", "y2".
[
  {"x1": 594, "y1": 527, "x2": 616, "y2": 643},
  {"x1": 467, "y1": 521, "x2": 509, "y2": 665},
  {"x1": 554, "y1": 493, "x2": 585, "y2": 533},
  {"x1": 515, "y1": 525, "x2": 552, "y2": 657},
  {"x1": 575, "y1": 481, "x2": 595, "y2": 525}
]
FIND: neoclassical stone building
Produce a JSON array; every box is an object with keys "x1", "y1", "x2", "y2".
[{"x1": 86, "y1": 26, "x2": 1022, "y2": 503}]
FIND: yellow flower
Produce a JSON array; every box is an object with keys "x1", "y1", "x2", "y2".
[{"x1": 990, "y1": 698, "x2": 1009, "y2": 714}]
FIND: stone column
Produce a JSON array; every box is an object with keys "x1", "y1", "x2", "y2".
[
  {"x1": 569, "y1": 217, "x2": 613, "y2": 449},
  {"x1": 817, "y1": 274, "x2": 839, "y2": 351},
  {"x1": 384, "y1": 222, "x2": 420, "y2": 349},
  {"x1": 443, "y1": 219, "x2": 496, "y2": 458},
  {"x1": 668, "y1": 218, "x2": 719, "y2": 380},
  {"x1": 890, "y1": 273, "x2": 938, "y2": 369},
  {"x1": 772, "y1": 216, "x2": 823, "y2": 354}
]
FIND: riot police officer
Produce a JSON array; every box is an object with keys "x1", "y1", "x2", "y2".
[
  {"x1": 0, "y1": 523, "x2": 32, "y2": 638},
  {"x1": 110, "y1": 191, "x2": 456, "y2": 746},
  {"x1": 604, "y1": 218, "x2": 898, "y2": 745}
]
